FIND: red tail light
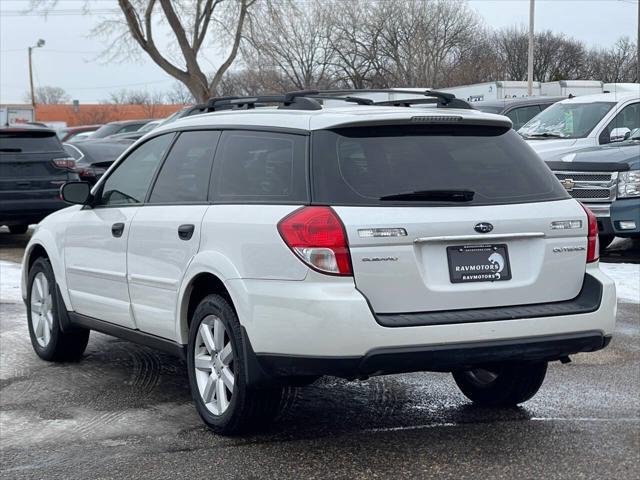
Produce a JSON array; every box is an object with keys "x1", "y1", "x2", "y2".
[
  {"x1": 581, "y1": 204, "x2": 599, "y2": 263},
  {"x1": 52, "y1": 157, "x2": 76, "y2": 170},
  {"x1": 278, "y1": 206, "x2": 352, "y2": 276}
]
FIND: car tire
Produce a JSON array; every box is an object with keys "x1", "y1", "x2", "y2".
[
  {"x1": 27, "y1": 257, "x2": 90, "y2": 362},
  {"x1": 187, "y1": 294, "x2": 283, "y2": 435},
  {"x1": 599, "y1": 234, "x2": 615, "y2": 250},
  {"x1": 452, "y1": 362, "x2": 547, "y2": 407},
  {"x1": 8, "y1": 225, "x2": 28, "y2": 234}
]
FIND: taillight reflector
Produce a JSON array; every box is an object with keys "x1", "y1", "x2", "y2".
[
  {"x1": 581, "y1": 204, "x2": 599, "y2": 263},
  {"x1": 52, "y1": 157, "x2": 76, "y2": 170},
  {"x1": 277, "y1": 206, "x2": 353, "y2": 276}
]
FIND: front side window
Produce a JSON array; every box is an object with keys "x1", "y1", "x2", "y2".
[
  {"x1": 600, "y1": 102, "x2": 640, "y2": 144},
  {"x1": 211, "y1": 130, "x2": 308, "y2": 203},
  {"x1": 98, "y1": 134, "x2": 173, "y2": 206},
  {"x1": 149, "y1": 130, "x2": 219, "y2": 204},
  {"x1": 519, "y1": 101, "x2": 616, "y2": 139}
]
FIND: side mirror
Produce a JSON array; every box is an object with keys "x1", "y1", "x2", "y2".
[
  {"x1": 610, "y1": 127, "x2": 631, "y2": 143},
  {"x1": 61, "y1": 182, "x2": 91, "y2": 205}
]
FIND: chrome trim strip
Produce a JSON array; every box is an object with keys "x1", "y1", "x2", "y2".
[{"x1": 414, "y1": 232, "x2": 545, "y2": 243}]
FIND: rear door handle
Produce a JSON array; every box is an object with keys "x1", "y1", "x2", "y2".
[
  {"x1": 111, "y1": 222, "x2": 125, "y2": 238},
  {"x1": 178, "y1": 224, "x2": 195, "y2": 240}
]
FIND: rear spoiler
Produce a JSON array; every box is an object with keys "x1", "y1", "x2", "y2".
[{"x1": 324, "y1": 115, "x2": 513, "y2": 130}]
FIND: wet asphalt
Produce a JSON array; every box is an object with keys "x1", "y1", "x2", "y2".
[{"x1": 1, "y1": 229, "x2": 639, "y2": 479}]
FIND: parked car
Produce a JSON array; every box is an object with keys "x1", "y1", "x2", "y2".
[
  {"x1": 63, "y1": 138, "x2": 133, "y2": 184},
  {"x1": 57, "y1": 124, "x2": 102, "y2": 143},
  {"x1": 102, "y1": 120, "x2": 162, "y2": 142},
  {"x1": 520, "y1": 92, "x2": 640, "y2": 160},
  {"x1": 546, "y1": 128, "x2": 640, "y2": 248},
  {"x1": 82, "y1": 119, "x2": 154, "y2": 140},
  {"x1": 21, "y1": 90, "x2": 616, "y2": 435},
  {"x1": 473, "y1": 96, "x2": 565, "y2": 130},
  {"x1": 0, "y1": 125, "x2": 79, "y2": 233}
]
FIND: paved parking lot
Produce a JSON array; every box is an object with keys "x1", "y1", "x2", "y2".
[{"x1": 1, "y1": 228, "x2": 638, "y2": 479}]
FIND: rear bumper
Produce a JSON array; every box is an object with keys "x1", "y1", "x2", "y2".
[
  {"x1": 0, "y1": 198, "x2": 67, "y2": 225},
  {"x1": 227, "y1": 264, "x2": 617, "y2": 380},
  {"x1": 253, "y1": 332, "x2": 611, "y2": 378}
]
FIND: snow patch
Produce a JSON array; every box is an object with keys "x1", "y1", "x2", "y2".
[
  {"x1": 599, "y1": 263, "x2": 639, "y2": 304},
  {"x1": 0, "y1": 261, "x2": 23, "y2": 304}
]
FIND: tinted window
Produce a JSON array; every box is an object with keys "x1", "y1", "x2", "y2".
[
  {"x1": 211, "y1": 131, "x2": 308, "y2": 203},
  {"x1": 312, "y1": 125, "x2": 568, "y2": 206},
  {"x1": 98, "y1": 134, "x2": 173, "y2": 206},
  {"x1": 149, "y1": 131, "x2": 219, "y2": 204},
  {"x1": 0, "y1": 131, "x2": 62, "y2": 153},
  {"x1": 506, "y1": 105, "x2": 541, "y2": 130}
]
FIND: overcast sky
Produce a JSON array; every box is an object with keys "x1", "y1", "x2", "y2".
[{"x1": 0, "y1": 0, "x2": 637, "y2": 104}]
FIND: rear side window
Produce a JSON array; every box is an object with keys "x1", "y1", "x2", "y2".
[
  {"x1": 312, "y1": 125, "x2": 569, "y2": 206},
  {"x1": 149, "y1": 130, "x2": 219, "y2": 204},
  {"x1": 0, "y1": 131, "x2": 62, "y2": 153},
  {"x1": 211, "y1": 130, "x2": 308, "y2": 203}
]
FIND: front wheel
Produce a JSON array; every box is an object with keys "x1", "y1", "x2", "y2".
[
  {"x1": 452, "y1": 362, "x2": 547, "y2": 407},
  {"x1": 187, "y1": 294, "x2": 283, "y2": 435},
  {"x1": 27, "y1": 258, "x2": 90, "y2": 361}
]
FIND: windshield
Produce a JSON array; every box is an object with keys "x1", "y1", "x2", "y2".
[
  {"x1": 312, "y1": 125, "x2": 568, "y2": 206},
  {"x1": 473, "y1": 105, "x2": 503, "y2": 114},
  {"x1": 519, "y1": 101, "x2": 615, "y2": 139}
]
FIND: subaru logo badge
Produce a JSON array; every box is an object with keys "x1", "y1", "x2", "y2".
[{"x1": 474, "y1": 222, "x2": 493, "y2": 233}]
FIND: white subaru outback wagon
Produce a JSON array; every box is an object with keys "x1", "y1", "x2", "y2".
[{"x1": 21, "y1": 90, "x2": 617, "y2": 435}]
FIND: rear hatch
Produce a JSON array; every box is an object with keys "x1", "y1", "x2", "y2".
[
  {"x1": 0, "y1": 129, "x2": 73, "y2": 210},
  {"x1": 312, "y1": 123, "x2": 589, "y2": 313}
]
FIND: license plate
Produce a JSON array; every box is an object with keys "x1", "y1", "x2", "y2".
[{"x1": 447, "y1": 244, "x2": 512, "y2": 283}]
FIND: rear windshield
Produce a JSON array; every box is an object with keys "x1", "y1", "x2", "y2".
[
  {"x1": 312, "y1": 125, "x2": 569, "y2": 206},
  {"x1": 0, "y1": 131, "x2": 63, "y2": 153}
]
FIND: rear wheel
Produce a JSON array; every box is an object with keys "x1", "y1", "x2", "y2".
[
  {"x1": 598, "y1": 234, "x2": 615, "y2": 250},
  {"x1": 452, "y1": 362, "x2": 547, "y2": 407},
  {"x1": 27, "y1": 258, "x2": 90, "y2": 361},
  {"x1": 187, "y1": 294, "x2": 283, "y2": 435},
  {"x1": 8, "y1": 225, "x2": 28, "y2": 234}
]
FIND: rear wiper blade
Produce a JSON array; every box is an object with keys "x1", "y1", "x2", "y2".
[
  {"x1": 0, "y1": 148, "x2": 22, "y2": 152},
  {"x1": 379, "y1": 189, "x2": 474, "y2": 202}
]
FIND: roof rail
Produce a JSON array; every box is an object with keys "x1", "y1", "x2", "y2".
[
  {"x1": 315, "y1": 89, "x2": 473, "y2": 109},
  {"x1": 199, "y1": 88, "x2": 471, "y2": 113}
]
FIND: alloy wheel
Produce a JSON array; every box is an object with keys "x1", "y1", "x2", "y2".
[
  {"x1": 30, "y1": 272, "x2": 53, "y2": 348},
  {"x1": 193, "y1": 315, "x2": 235, "y2": 415}
]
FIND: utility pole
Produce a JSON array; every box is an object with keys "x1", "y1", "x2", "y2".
[
  {"x1": 527, "y1": 0, "x2": 535, "y2": 96},
  {"x1": 28, "y1": 39, "x2": 45, "y2": 109}
]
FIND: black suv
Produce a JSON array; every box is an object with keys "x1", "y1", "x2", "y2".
[{"x1": 0, "y1": 126, "x2": 79, "y2": 233}]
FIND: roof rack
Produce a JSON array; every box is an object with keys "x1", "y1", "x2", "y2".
[{"x1": 198, "y1": 88, "x2": 471, "y2": 113}]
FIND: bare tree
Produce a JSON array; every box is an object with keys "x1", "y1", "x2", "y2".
[
  {"x1": 23, "y1": 85, "x2": 71, "y2": 104},
  {"x1": 585, "y1": 37, "x2": 638, "y2": 83},
  {"x1": 33, "y1": 0, "x2": 255, "y2": 102},
  {"x1": 245, "y1": 0, "x2": 335, "y2": 90},
  {"x1": 165, "y1": 81, "x2": 196, "y2": 104}
]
